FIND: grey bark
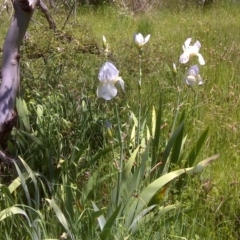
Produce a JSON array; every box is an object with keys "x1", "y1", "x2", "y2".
[{"x1": 0, "y1": 0, "x2": 38, "y2": 143}]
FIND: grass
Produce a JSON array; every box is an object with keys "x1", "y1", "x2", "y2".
[{"x1": 1, "y1": 0, "x2": 240, "y2": 239}]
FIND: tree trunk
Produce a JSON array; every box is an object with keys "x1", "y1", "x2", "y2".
[{"x1": 0, "y1": 0, "x2": 38, "y2": 144}]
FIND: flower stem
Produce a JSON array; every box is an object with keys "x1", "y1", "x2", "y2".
[
  {"x1": 170, "y1": 86, "x2": 182, "y2": 135},
  {"x1": 137, "y1": 50, "x2": 142, "y2": 153},
  {"x1": 115, "y1": 104, "x2": 123, "y2": 207}
]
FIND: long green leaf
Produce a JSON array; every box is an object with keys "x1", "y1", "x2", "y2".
[
  {"x1": 8, "y1": 172, "x2": 30, "y2": 194},
  {"x1": 0, "y1": 206, "x2": 31, "y2": 226},
  {"x1": 170, "y1": 112, "x2": 185, "y2": 167},
  {"x1": 160, "y1": 120, "x2": 185, "y2": 174},
  {"x1": 92, "y1": 201, "x2": 106, "y2": 231},
  {"x1": 92, "y1": 209, "x2": 106, "y2": 222},
  {"x1": 89, "y1": 143, "x2": 120, "y2": 166},
  {"x1": 83, "y1": 166, "x2": 101, "y2": 201},
  {"x1": 177, "y1": 153, "x2": 219, "y2": 192},
  {"x1": 70, "y1": 142, "x2": 88, "y2": 166},
  {"x1": 13, "y1": 162, "x2": 32, "y2": 208},
  {"x1": 62, "y1": 173, "x2": 74, "y2": 219},
  {"x1": 125, "y1": 167, "x2": 192, "y2": 228},
  {"x1": 122, "y1": 146, "x2": 140, "y2": 181},
  {"x1": 17, "y1": 130, "x2": 43, "y2": 146},
  {"x1": 19, "y1": 157, "x2": 40, "y2": 210},
  {"x1": 188, "y1": 154, "x2": 220, "y2": 174},
  {"x1": 157, "y1": 204, "x2": 180, "y2": 218},
  {"x1": 152, "y1": 98, "x2": 162, "y2": 168},
  {"x1": 129, "y1": 205, "x2": 156, "y2": 233},
  {"x1": 100, "y1": 204, "x2": 122, "y2": 240},
  {"x1": 126, "y1": 144, "x2": 150, "y2": 201},
  {"x1": 45, "y1": 198, "x2": 74, "y2": 240},
  {"x1": 8, "y1": 172, "x2": 52, "y2": 195},
  {"x1": 184, "y1": 127, "x2": 209, "y2": 167},
  {"x1": 107, "y1": 146, "x2": 140, "y2": 218},
  {"x1": 151, "y1": 106, "x2": 156, "y2": 138},
  {"x1": 16, "y1": 97, "x2": 30, "y2": 132},
  {"x1": 0, "y1": 185, "x2": 14, "y2": 205},
  {"x1": 108, "y1": 145, "x2": 150, "y2": 222},
  {"x1": 129, "y1": 204, "x2": 179, "y2": 235}
]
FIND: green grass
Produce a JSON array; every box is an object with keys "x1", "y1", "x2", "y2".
[{"x1": 1, "y1": 1, "x2": 240, "y2": 239}]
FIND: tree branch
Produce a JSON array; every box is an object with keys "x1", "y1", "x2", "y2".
[{"x1": 38, "y1": 0, "x2": 57, "y2": 32}]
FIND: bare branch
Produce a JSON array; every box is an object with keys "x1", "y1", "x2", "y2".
[
  {"x1": 48, "y1": 0, "x2": 55, "y2": 8},
  {"x1": 39, "y1": 0, "x2": 57, "y2": 32},
  {"x1": 61, "y1": 1, "x2": 76, "y2": 31}
]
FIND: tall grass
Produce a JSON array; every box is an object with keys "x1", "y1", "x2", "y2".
[{"x1": 0, "y1": 1, "x2": 240, "y2": 239}]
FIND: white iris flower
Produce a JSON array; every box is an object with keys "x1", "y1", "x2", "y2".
[
  {"x1": 134, "y1": 33, "x2": 151, "y2": 49},
  {"x1": 97, "y1": 62, "x2": 124, "y2": 100},
  {"x1": 179, "y1": 38, "x2": 205, "y2": 65},
  {"x1": 184, "y1": 65, "x2": 204, "y2": 86}
]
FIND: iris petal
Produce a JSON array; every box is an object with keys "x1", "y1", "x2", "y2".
[
  {"x1": 186, "y1": 76, "x2": 197, "y2": 86},
  {"x1": 184, "y1": 38, "x2": 192, "y2": 49},
  {"x1": 117, "y1": 78, "x2": 125, "y2": 92},
  {"x1": 97, "y1": 82, "x2": 118, "y2": 100},
  {"x1": 179, "y1": 52, "x2": 190, "y2": 64},
  {"x1": 197, "y1": 53, "x2": 205, "y2": 65},
  {"x1": 188, "y1": 65, "x2": 199, "y2": 75},
  {"x1": 134, "y1": 33, "x2": 144, "y2": 45},
  {"x1": 98, "y1": 62, "x2": 119, "y2": 81},
  {"x1": 144, "y1": 34, "x2": 151, "y2": 44},
  {"x1": 193, "y1": 40, "x2": 201, "y2": 49}
]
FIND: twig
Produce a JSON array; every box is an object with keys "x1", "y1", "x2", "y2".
[{"x1": 61, "y1": 1, "x2": 76, "y2": 31}]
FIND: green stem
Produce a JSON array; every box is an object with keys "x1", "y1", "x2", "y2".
[
  {"x1": 170, "y1": 86, "x2": 181, "y2": 135},
  {"x1": 137, "y1": 50, "x2": 142, "y2": 152},
  {"x1": 115, "y1": 104, "x2": 123, "y2": 207}
]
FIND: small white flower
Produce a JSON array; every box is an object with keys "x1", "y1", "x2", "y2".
[
  {"x1": 134, "y1": 33, "x2": 151, "y2": 49},
  {"x1": 97, "y1": 62, "x2": 124, "y2": 100},
  {"x1": 102, "y1": 35, "x2": 107, "y2": 45},
  {"x1": 179, "y1": 38, "x2": 205, "y2": 65},
  {"x1": 102, "y1": 35, "x2": 109, "y2": 55},
  {"x1": 102, "y1": 35, "x2": 107, "y2": 49},
  {"x1": 184, "y1": 65, "x2": 203, "y2": 86}
]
